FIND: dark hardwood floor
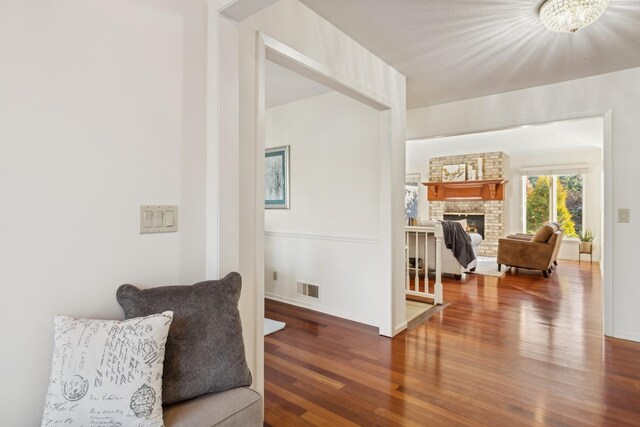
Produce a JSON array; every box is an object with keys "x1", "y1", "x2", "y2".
[{"x1": 264, "y1": 261, "x2": 640, "y2": 426}]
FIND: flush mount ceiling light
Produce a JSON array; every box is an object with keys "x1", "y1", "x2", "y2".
[{"x1": 539, "y1": 0, "x2": 610, "y2": 33}]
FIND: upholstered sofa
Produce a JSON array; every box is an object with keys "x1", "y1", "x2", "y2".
[
  {"x1": 409, "y1": 220, "x2": 482, "y2": 279},
  {"x1": 164, "y1": 387, "x2": 262, "y2": 427},
  {"x1": 41, "y1": 273, "x2": 262, "y2": 426},
  {"x1": 117, "y1": 273, "x2": 263, "y2": 426},
  {"x1": 427, "y1": 231, "x2": 482, "y2": 279},
  {"x1": 497, "y1": 223, "x2": 563, "y2": 277}
]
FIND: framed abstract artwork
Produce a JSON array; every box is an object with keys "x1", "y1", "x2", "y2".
[
  {"x1": 265, "y1": 145, "x2": 290, "y2": 209},
  {"x1": 405, "y1": 173, "x2": 420, "y2": 221},
  {"x1": 442, "y1": 163, "x2": 466, "y2": 182}
]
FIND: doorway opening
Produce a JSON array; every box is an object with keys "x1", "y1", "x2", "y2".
[
  {"x1": 254, "y1": 33, "x2": 400, "y2": 349},
  {"x1": 262, "y1": 59, "x2": 385, "y2": 331},
  {"x1": 405, "y1": 115, "x2": 606, "y2": 324}
]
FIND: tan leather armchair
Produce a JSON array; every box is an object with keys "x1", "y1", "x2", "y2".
[{"x1": 497, "y1": 223, "x2": 563, "y2": 277}]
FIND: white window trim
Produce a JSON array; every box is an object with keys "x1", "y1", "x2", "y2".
[
  {"x1": 519, "y1": 164, "x2": 589, "y2": 176},
  {"x1": 521, "y1": 173, "x2": 586, "y2": 235}
]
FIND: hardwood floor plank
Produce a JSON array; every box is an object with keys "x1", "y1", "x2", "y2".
[
  {"x1": 373, "y1": 406, "x2": 452, "y2": 427},
  {"x1": 264, "y1": 261, "x2": 640, "y2": 426},
  {"x1": 263, "y1": 389, "x2": 308, "y2": 419},
  {"x1": 267, "y1": 382, "x2": 361, "y2": 427},
  {"x1": 265, "y1": 352, "x2": 345, "y2": 390},
  {"x1": 300, "y1": 411, "x2": 347, "y2": 427}
]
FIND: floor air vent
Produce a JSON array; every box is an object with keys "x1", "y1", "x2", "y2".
[{"x1": 297, "y1": 282, "x2": 319, "y2": 298}]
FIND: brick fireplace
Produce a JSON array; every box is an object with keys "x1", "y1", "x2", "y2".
[
  {"x1": 428, "y1": 152, "x2": 507, "y2": 257},
  {"x1": 443, "y1": 212, "x2": 485, "y2": 238}
]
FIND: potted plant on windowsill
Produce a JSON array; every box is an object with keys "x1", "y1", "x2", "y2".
[{"x1": 579, "y1": 229, "x2": 594, "y2": 254}]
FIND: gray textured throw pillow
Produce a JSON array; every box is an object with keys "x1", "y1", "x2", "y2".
[{"x1": 116, "y1": 272, "x2": 252, "y2": 405}]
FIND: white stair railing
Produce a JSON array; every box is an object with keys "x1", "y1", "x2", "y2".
[{"x1": 405, "y1": 224, "x2": 443, "y2": 304}]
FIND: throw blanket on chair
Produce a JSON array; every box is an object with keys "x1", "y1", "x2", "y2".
[{"x1": 440, "y1": 220, "x2": 475, "y2": 269}]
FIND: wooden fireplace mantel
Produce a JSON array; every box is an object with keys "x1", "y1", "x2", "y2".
[{"x1": 422, "y1": 179, "x2": 507, "y2": 201}]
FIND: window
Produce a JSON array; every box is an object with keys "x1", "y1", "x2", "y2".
[{"x1": 523, "y1": 174, "x2": 584, "y2": 238}]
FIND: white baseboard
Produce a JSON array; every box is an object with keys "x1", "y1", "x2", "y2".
[
  {"x1": 265, "y1": 292, "x2": 379, "y2": 329},
  {"x1": 393, "y1": 322, "x2": 407, "y2": 336},
  {"x1": 610, "y1": 330, "x2": 640, "y2": 343}
]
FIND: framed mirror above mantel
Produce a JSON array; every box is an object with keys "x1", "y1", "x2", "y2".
[{"x1": 422, "y1": 179, "x2": 507, "y2": 201}]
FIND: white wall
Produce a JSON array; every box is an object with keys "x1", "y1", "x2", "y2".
[
  {"x1": 407, "y1": 67, "x2": 640, "y2": 342},
  {"x1": 232, "y1": 0, "x2": 406, "y2": 397},
  {"x1": 264, "y1": 92, "x2": 381, "y2": 325},
  {"x1": 0, "y1": 0, "x2": 208, "y2": 423}
]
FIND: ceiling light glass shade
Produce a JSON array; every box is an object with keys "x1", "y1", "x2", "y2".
[{"x1": 540, "y1": 0, "x2": 610, "y2": 33}]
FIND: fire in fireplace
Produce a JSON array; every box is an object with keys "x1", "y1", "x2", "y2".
[{"x1": 443, "y1": 213, "x2": 485, "y2": 239}]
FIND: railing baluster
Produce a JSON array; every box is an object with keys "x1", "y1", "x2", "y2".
[
  {"x1": 405, "y1": 230, "x2": 409, "y2": 291},
  {"x1": 424, "y1": 228, "x2": 429, "y2": 295},
  {"x1": 404, "y1": 225, "x2": 443, "y2": 305},
  {"x1": 414, "y1": 231, "x2": 419, "y2": 292}
]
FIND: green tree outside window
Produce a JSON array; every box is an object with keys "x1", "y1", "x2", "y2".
[
  {"x1": 526, "y1": 176, "x2": 550, "y2": 234},
  {"x1": 525, "y1": 174, "x2": 582, "y2": 237}
]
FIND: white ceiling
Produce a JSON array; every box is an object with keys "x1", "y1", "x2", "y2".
[
  {"x1": 407, "y1": 116, "x2": 603, "y2": 159},
  {"x1": 266, "y1": 60, "x2": 332, "y2": 108},
  {"x1": 299, "y1": 0, "x2": 640, "y2": 109}
]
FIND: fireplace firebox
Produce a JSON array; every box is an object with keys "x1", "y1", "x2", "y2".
[{"x1": 443, "y1": 213, "x2": 485, "y2": 239}]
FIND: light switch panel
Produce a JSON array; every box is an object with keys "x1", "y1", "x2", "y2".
[
  {"x1": 618, "y1": 208, "x2": 630, "y2": 223},
  {"x1": 143, "y1": 211, "x2": 153, "y2": 228},
  {"x1": 165, "y1": 211, "x2": 174, "y2": 227},
  {"x1": 154, "y1": 211, "x2": 164, "y2": 227},
  {"x1": 140, "y1": 205, "x2": 178, "y2": 234}
]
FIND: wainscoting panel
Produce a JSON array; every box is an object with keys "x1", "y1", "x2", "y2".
[{"x1": 264, "y1": 231, "x2": 382, "y2": 327}]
